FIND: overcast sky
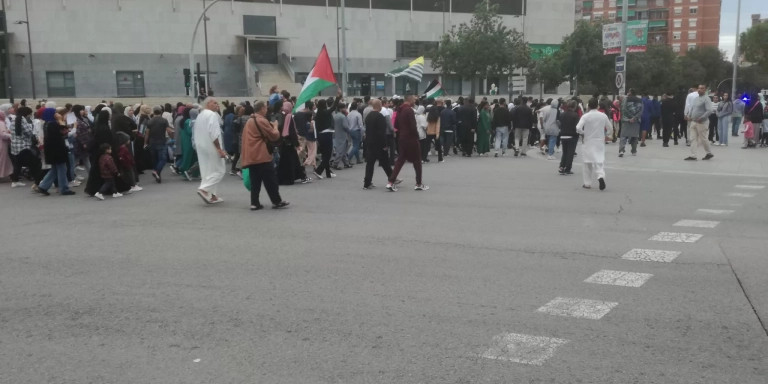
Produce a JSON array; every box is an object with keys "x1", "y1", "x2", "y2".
[{"x1": 719, "y1": 0, "x2": 763, "y2": 60}]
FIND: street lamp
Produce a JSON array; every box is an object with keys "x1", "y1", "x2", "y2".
[{"x1": 15, "y1": 0, "x2": 35, "y2": 99}]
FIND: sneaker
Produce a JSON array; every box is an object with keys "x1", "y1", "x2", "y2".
[
  {"x1": 703, "y1": 153, "x2": 714, "y2": 160},
  {"x1": 38, "y1": 188, "x2": 50, "y2": 196},
  {"x1": 312, "y1": 170, "x2": 324, "y2": 179},
  {"x1": 414, "y1": 184, "x2": 430, "y2": 191},
  {"x1": 598, "y1": 177, "x2": 606, "y2": 191},
  {"x1": 76, "y1": 175, "x2": 85, "y2": 181},
  {"x1": 152, "y1": 172, "x2": 161, "y2": 183},
  {"x1": 11, "y1": 181, "x2": 26, "y2": 188},
  {"x1": 301, "y1": 177, "x2": 312, "y2": 184},
  {"x1": 394, "y1": 178, "x2": 403, "y2": 185},
  {"x1": 631, "y1": 152, "x2": 637, "y2": 156},
  {"x1": 713, "y1": 142, "x2": 720, "y2": 146},
  {"x1": 31, "y1": 184, "x2": 40, "y2": 193},
  {"x1": 546, "y1": 155, "x2": 555, "y2": 160},
  {"x1": 640, "y1": 143, "x2": 646, "y2": 147},
  {"x1": 684, "y1": 156, "x2": 697, "y2": 161},
  {"x1": 514, "y1": 151, "x2": 519, "y2": 157},
  {"x1": 184, "y1": 171, "x2": 192, "y2": 181},
  {"x1": 94, "y1": 192, "x2": 105, "y2": 200},
  {"x1": 619, "y1": 152, "x2": 624, "y2": 158},
  {"x1": 76, "y1": 166, "x2": 85, "y2": 171},
  {"x1": 556, "y1": 147, "x2": 561, "y2": 153},
  {"x1": 68, "y1": 180, "x2": 81, "y2": 188},
  {"x1": 61, "y1": 190, "x2": 76, "y2": 196},
  {"x1": 329, "y1": 172, "x2": 337, "y2": 178},
  {"x1": 130, "y1": 185, "x2": 143, "y2": 192},
  {"x1": 229, "y1": 170, "x2": 237, "y2": 176},
  {"x1": 438, "y1": 159, "x2": 445, "y2": 163},
  {"x1": 112, "y1": 193, "x2": 123, "y2": 198},
  {"x1": 272, "y1": 201, "x2": 290, "y2": 209},
  {"x1": 170, "y1": 165, "x2": 179, "y2": 175},
  {"x1": 386, "y1": 183, "x2": 398, "y2": 192},
  {"x1": 520, "y1": 153, "x2": 527, "y2": 157},
  {"x1": 236, "y1": 171, "x2": 243, "y2": 179},
  {"x1": 362, "y1": 184, "x2": 376, "y2": 190}
]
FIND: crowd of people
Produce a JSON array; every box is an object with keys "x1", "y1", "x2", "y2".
[{"x1": 1, "y1": 84, "x2": 766, "y2": 206}]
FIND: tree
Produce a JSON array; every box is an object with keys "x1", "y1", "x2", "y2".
[
  {"x1": 431, "y1": 0, "x2": 529, "y2": 97},
  {"x1": 626, "y1": 45, "x2": 678, "y2": 95},
  {"x1": 544, "y1": 20, "x2": 614, "y2": 95},
  {"x1": 740, "y1": 23, "x2": 768, "y2": 72},
  {"x1": 684, "y1": 46, "x2": 729, "y2": 89}
]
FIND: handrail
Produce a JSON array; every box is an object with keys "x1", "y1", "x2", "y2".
[{"x1": 279, "y1": 53, "x2": 295, "y2": 83}]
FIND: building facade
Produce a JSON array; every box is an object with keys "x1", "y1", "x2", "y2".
[
  {"x1": 0, "y1": 0, "x2": 574, "y2": 100},
  {"x1": 752, "y1": 14, "x2": 767, "y2": 27},
  {"x1": 575, "y1": 0, "x2": 721, "y2": 54}
]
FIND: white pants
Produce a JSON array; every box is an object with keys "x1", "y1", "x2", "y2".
[
  {"x1": 582, "y1": 162, "x2": 605, "y2": 187},
  {"x1": 514, "y1": 128, "x2": 529, "y2": 154},
  {"x1": 689, "y1": 121, "x2": 711, "y2": 158},
  {"x1": 197, "y1": 142, "x2": 226, "y2": 196}
]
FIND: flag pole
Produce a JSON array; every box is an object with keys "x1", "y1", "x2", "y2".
[{"x1": 341, "y1": 0, "x2": 349, "y2": 97}]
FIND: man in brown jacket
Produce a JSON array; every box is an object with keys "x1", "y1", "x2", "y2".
[
  {"x1": 387, "y1": 95, "x2": 429, "y2": 192},
  {"x1": 241, "y1": 101, "x2": 289, "y2": 210}
]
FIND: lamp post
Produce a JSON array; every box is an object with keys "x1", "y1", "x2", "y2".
[
  {"x1": 731, "y1": 0, "x2": 741, "y2": 100},
  {"x1": 202, "y1": 0, "x2": 211, "y2": 95},
  {"x1": 189, "y1": 0, "x2": 222, "y2": 101},
  {"x1": 16, "y1": 0, "x2": 35, "y2": 99}
]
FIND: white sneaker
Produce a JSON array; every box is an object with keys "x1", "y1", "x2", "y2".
[
  {"x1": 546, "y1": 155, "x2": 556, "y2": 160},
  {"x1": 329, "y1": 172, "x2": 337, "y2": 178},
  {"x1": 76, "y1": 166, "x2": 85, "y2": 171},
  {"x1": 386, "y1": 183, "x2": 398, "y2": 192},
  {"x1": 556, "y1": 147, "x2": 562, "y2": 153},
  {"x1": 68, "y1": 181, "x2": 81, "y2": 188},
  {"x1": 130, "y1": 185, "x2": 143, "y2": 192},
  {"x1": 414, "y1": 184, "x2": 430, "y2": 191},
  {"x1": 11, "y1": 182, "x2": 26, "y2": 188},
  {"x1": 94, "y1": 192, "x2": 105, "y2": 200},
  {"x1": 112, "y1": 193, "x2": 123, "y2": 198},
  {"x1": 76, "y1": 175, "x2": 85, "y2": 181}
]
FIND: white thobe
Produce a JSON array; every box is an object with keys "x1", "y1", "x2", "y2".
[
  {"x1": 193, "y1": 109, "x2": 225, "y2": 196},
  {"x1": 576, "y1": 110, "x2": 612, "y2": 186}
]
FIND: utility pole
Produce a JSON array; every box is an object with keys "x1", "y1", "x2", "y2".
[
  {"x1": 619, "y1": 0, "x2": 628, "y2": 96},
  {"x1": 203, "y1": 0, "x2": 211, "y2": 94},
  {"x1": 341, "y1": 0, "x2": 348, "y2": 97},
  {"x1": 23, "y1": 0, "x2": 35, "y2": 99},
  {"x1": 731, "y1": 0, "x2": 741, "y2": 100},
  {"x1": 2, "y1": 0, "x2": 12, "y2": 101}
]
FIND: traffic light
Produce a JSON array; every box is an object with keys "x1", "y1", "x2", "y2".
[{"x1": 183, "y1": 68, "x2": 191, "y2": 88}]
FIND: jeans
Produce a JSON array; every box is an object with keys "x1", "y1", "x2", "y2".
[
  {"x1": 732, "y1": 116, "x2": 742, "y2": 136},
  {"x1": 39, "y1": 163, "x2": 70, "y2": 193},
  {"x1": 718, "y1": 116, "x2": 730, "y2": 145},
  {"x1": 440, "y1": 131, "x2": 454, "y2": 155},
  {"x1": 150, "y1": 144, "x2": 167, "y2": 175},
  {"x1": 494, "y1": 127, "x2": 509, "y2": 153},
  {"x1": 514, "y1": 128, "x2": 530, "y2": 154},
  {"x1": 348, "y1": 129, "x2": 362, "y2": 163},
  {"x1": 619, "y1": 137, "x2": 638, "y2": 154},
  {"x1": 546, "y1": 135, "x2": 557, "y2": 156},
  {"x1": 247, "y1": 162, "x2": 282, "y2": 206}
]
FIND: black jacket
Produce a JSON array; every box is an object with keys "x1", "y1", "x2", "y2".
[
  {"x1": 457, "y1": 105, "x2": 478, "y2": 131},
  {"x1": 492, "y1": 106, "x2": 512, "y2": 128},
  {"x1": 558, "y1": 110, "x2": 580, "y2": 137},
  {"x1": 660, "y1": 98, "x2": 676, "y2": 125},
  {"x1": 511, "y1": 104, "x2": 534, "y2": 129},
  {"x1": 43, "y1": 121, "x2": 68, "y2": 165},
  {"x1": 439, "y1": 107, "x2": 457, "y2": 133},
  {"x1": 747, "y1": 102, "x2": 764, "y2": 124},
  {"x1": 364, "y1": 111, "x2": 388, "y2": 152}
]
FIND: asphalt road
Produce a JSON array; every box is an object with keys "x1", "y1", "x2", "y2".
[{"x1": 1, "y1": 136, "x2": 767, "y2": 383}]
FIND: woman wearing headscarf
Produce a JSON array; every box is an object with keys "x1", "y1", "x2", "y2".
[
  {"x1": 72, "y1": 105, "x2": 93, "y2": 173},
  {"x1": 542, "y1": 99, "x2": 561, "y2": 160},
  {"x1": 111, "y1": 102, "x2": 140, "y2": 181},
  {"x1": 170, "y1": 104, "x2": 186, "y2": 174},
  {"x1": 37, "y1": 109, "x2": 75, "y2": 196},
  {"x1": 275, "y1": 100, "x2": 310, "y2": 185},
  {"x1": 133, "y1": 104, "x2": 153, "y2": 173},
  {"x1": 476, "y1": 101, "x2": 492, "y2": 156},
  {"x1": 312, "y1": 98, "x2": 335, "y2": 179},
  {"x1": 85, "y1": 109, "x2": 114, "y2": 196},
  {"x1": 0, "y1": 111, "x2": 14, "y2": 179},
  {"x1": 179, "y1": 108, "x2": 200, "y2": 180},
  {"x1": 85, "y1": 106, "x2": 94, "y2": 123}
]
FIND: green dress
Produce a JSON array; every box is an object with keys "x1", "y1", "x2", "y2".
[
  {"x1": 179, "y1": 120, "x2": 199, "y2": 176},
  {"x1": 477, "y1": 109, "x2": 491, "y2": 154}
]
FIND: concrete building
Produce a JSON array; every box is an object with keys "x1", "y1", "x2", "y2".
[
  {"x1": 752, "y1": 14, "x2": 768, "y2": 27},
  {"x1": 575, "y1": 0, "x2": 721, "y2": 54},
  {"x1": 0, "y1": 0, "x2": 574, "y2": 100}
]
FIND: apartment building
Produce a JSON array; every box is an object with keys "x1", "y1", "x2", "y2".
[{"x1": 575, "y1": 0, "x2": 721, "y2": 54}]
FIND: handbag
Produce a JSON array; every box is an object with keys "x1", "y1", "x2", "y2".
[{"x1": 253, "y1": 117, "x2": 278, "y2": 155}]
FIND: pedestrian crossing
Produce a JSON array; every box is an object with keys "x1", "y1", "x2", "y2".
[{"x1": 480, "y1": 181, "x2": 757, "y2": 366}]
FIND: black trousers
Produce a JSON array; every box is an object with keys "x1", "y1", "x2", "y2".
[
  {"x1": 420, "y1": 138, "x2": 431, "y2": 161},
  {"x1": 675, "y1": 120, "x2": 688, "y2": 141},
  {"x1": 708, "y1": 115, "x2": 719, "y2": 142},
  {"x1": 559, "y1": 137, "x2": 577, "y2": 172},
  {"x1": 247, "y1": 163, "x2": 282, "y2": 206},
  {"x1": 424, "y1": 134, "x2": 442, "y2": 161},
  {"x1": 662, "y1": 118, "x2": 675, "y2": 144},
  {"x1": 462, "y1": 129, "x2": 474, "y2": 155},
  {"x1": 229, "y1": 151, "x2": 240, "y2": 172},
  {"x1": 98, "y1": 178, "x2": 116, "y2": 195},
  {"x1": 363, "y1": 147, "x2": 392, "y2": 187},
  {"x1": 9, "y1": 149, "x2": 43, "y2": 184},
  {"x1": 315, "y1": 132, "x2": 334, "y2": 177},
  {"x1": 652, "y1": 117, "x2": 662, "y2": 137},
  {"x1": 387, "y1": 134, "x2": 397, "y2": 163}
]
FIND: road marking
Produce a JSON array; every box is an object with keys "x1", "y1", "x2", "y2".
[
  {"x1": 734, "y1": 185, "x2": 766, "y2": 190},
  {"x1": 537, "y1": 297, "x2": 618, "y2": 320},
  {"x1": 622, "y1": 249, "x2": 681, "y2": 262},
  {"x1": 584, "y1": 270, "x2": 653, "y2": 287},
  {"x1": 480, "y1": 333, "x2": 569, "y2": 366},
  {"x1": 727, "y1": 192, "x2": 756, "y2": 198},
  {"x1": 649, "y1": 232, "x2": 703, "y2": 243},
  {"x1": 673, "y1": 219, "x2": 720, "y2": 228},
  {"x1": 696, "y1": 209, "x2": 734, "y2": 215}
]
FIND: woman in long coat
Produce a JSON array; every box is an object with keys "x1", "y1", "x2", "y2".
[
  {"x1": 476, "y1": 101, "x2": 492, "y2": 155},
  {"x1": 275, "y1": 101, "x2": 309, "y2": 185}
]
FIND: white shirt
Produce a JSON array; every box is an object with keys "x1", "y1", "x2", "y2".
[
  {"x1": 576, "y1": 109, "x2": 612, "y2": 164},
  {"x1": 193, "y1": 109, "x2": 222, "y2": 146},
  {"x1": 66, "y1": 112, "x2": 76, "y2": 128},
  {"x1": 684, "y1": 91, "x2": 699, "y2": 117}
]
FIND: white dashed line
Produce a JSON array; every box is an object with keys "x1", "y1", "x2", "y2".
[
  {"x1": 621, "y1": 249, "x2": 681, "y2": 262},
  {"x1": 727, "y1": 192, "x2": 756, "y2": 198},
  {"x1": 649, "y1": 232, "x2": 703, "y2": 243},
  {"x1": 537, "y1": 297, "x2": 618, "y2": 320},
  {"x1": 696, "y1": 209, "x2": 734, "y2": 215},
  {"x1": 673, "y1": 219, "x2": 720, "y2": 228},
  {"x1": 584, "y1": 270, "x2": 654, "y2": 287},
  {"x1": 734, "y1": 185, "x2": 766, "y2": 190},
  {"x1": 480, "y1": 333, "x2": 569, "y2": 366}
]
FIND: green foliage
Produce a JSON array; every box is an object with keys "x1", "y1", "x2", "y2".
[
  {"x1": 431, "y1": 0, "x2": 529, "y2": 95},
  {"x1": 740, "y1": 23, "x2": 768, "y2": 72}
]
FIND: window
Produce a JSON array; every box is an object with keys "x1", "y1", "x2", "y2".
[
  {"x1": 608, "y1": 0, "x2": 616, "y2": 7},
  {"x1": 116, "y1": 71, "x2": 145, "y2": 97},
  {"x1": 673, "y1": 31, "x2": 681, "y2": 40},
  {"x1": 656, "y1": 0, "x2": 665, "y2": 5},
  {"x1": 688, "y1": 43, "x2": 697, "y2": 50},
  {"x1": 673, "y1": 19, "x2": 682, "y2": 28},
  {"x1": 396, "y1": 41, "x2": 438, "y2": 58},
  {"x1": 689, "y1": 18, "x2": 697, "y2": 27},
  {"x1": 689, "y1": 6, "x2": 697, "y2": 15},
  {"x1": 608, "y1": 11, "x2": 616, "y2": 19},
  {"x1": 593, "y1": 13, "x2": 603, "y2": 20},
  {"x1": 674, "y1": 0, "x2": 681, "y2": 3},
  {"x1": 674, "y1": 7, "x2": 682, "y2": 15},
  {"x1": 442, "y1": 75, "x2": 462, "y2": 96},
  {"x1": 46, "y1": 71, "x2": 75, "y2": 97},
  {"x1": 594, "y1": 1, "x2": 602, "y2": 8},
  {"x1": 688, "y1": 31, "x2": 697, "y2": 40},
  {"x1": 243, "y1": 15, "x2": 276, "y2": 36},
  {"x1": 690, "y1": 0, "x2": 698, "y2": 3},
  {"x1": 672, "y1": 43, "x2": 681, "y2": 52}
]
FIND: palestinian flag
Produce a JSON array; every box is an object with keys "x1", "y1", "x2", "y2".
[
  {"x1": 423, "y1": 79, "x2": 445, "y2": 98},
  {"x1": 386, "y1": 56, "x2": 424, "y2": 83},
  {"x1": 294, "y1": 45, "x2": 337, "y2": 113}
]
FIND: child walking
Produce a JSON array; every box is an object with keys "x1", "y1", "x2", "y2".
[{"x1": 95, "y1": 143, "x2": 123, "y2": 200}]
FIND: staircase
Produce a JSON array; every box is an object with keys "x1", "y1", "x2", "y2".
[{"x1": 253, "y1": 63, "x2": 302, "y2": 99}]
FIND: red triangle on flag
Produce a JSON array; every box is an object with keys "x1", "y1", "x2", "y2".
[{"x1": 311, "y1": 44, "x2": 337, "y2": 84}]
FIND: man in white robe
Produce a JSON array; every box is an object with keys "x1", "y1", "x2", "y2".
[
  {"x1": 576, "y1": 98, "x2": 612, "y2": 191},
  {"x1": 194, "y1": 97, "x2": 227, "y2": 203}
]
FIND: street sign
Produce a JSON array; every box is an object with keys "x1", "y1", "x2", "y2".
[
  {"x1": 615, "y1": 56, "x2": 625, "y2": 72},
  {"x1": 615, "y1": 72, "x2": 625, "y2": 90}
]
